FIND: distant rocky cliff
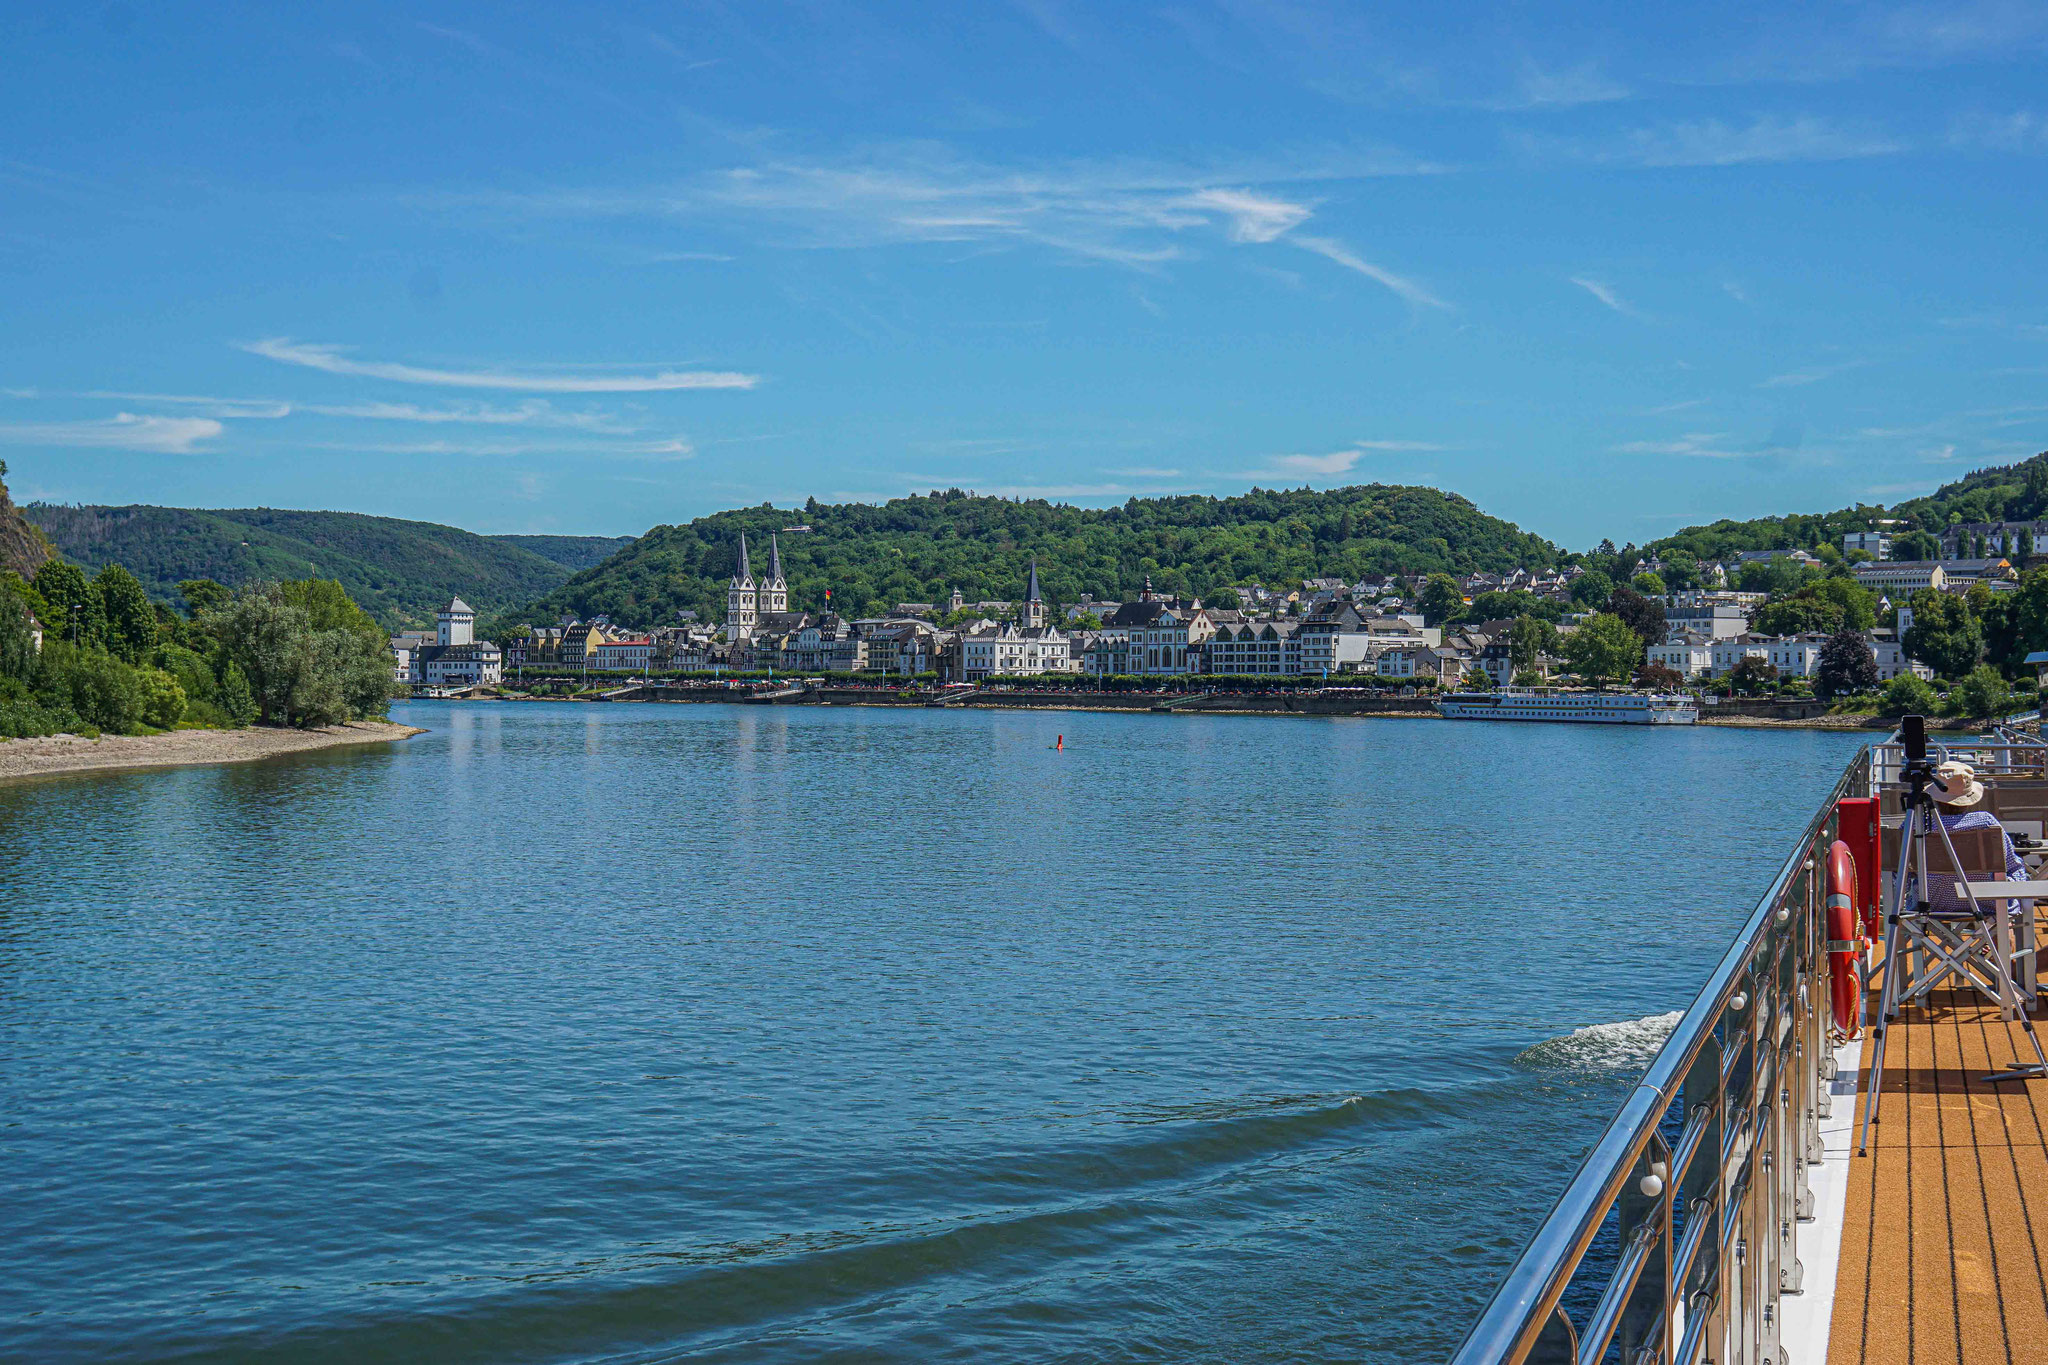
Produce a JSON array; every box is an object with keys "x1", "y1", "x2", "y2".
[{"x1": 0, "y1": 461, "x2": 54, "y2": 580}]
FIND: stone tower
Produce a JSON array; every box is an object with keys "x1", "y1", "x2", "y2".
[
  {"x1": 438, "y1": 597, "x2": 475, "y2": 647},
  {"x1": 726, "y1": 533, "x2": 758, "y2": 641},
  {"x1": 761, "y1": 534, "x2": 789, "y2": 617},
  {"x1": 1022, "y1": 558, "x2": 1046, "y2": 629}
]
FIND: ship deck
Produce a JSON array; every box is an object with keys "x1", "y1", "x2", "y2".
[{"x1": 1831, "y1": 950, "x2": 2048, "y2": 1364}]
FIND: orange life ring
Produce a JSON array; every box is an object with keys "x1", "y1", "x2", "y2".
[{"x1": 1826, "y1": 839, "x2": 1861, "y2": 1034}]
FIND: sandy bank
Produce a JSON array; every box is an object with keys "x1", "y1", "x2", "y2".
[{"x1": 0, "y1": 720, "x2": 426, "y2": 781}]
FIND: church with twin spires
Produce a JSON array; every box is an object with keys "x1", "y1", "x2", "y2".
[{"x1": 723, "y1": 532, "x2": 787, "y2": 641}]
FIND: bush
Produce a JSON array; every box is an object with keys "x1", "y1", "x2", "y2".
[
  {"x1": 137, "y1": 667, "x2": 187, "y2": 730},
  {"x1": 35, "y1": 642, "x2": 146, "y2": 734},
  {"x1": 1879, "y1": 672, "x2": 1940, "y2": 716},
  {"x1": 217, "y1": 662, "x2": 256, "y2": 727},
  {"x1": 1950, "y1": 665, "x2": 2016, "y2": 723}
]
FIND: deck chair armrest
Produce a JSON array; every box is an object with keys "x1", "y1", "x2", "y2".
[{"x1": 1953, "y1": 880, "x2": 2048, "y2": 899}]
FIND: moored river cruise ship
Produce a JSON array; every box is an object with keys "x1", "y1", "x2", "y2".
[{"x1": 1435, "y1": 688, "x2": 1699, "y2": 725}]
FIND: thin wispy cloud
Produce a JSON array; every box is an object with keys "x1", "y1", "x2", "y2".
[
  {"x1": 1760, "y1": 359, "x2": 1867, "y2": 388},
  {"x1": 1292, "y1": 236, "x2": 1448, "y2": 308},
  {"x1": 1482, "y1": 60, "x2": 1631, "y2": 111},
  {"x1": 1260, "y1": 438, "x2": 1439, "y2": 476},
  {"x1": 81, "y1": 390, "x2": 292, "y2": 419},
  {"x1": 1644, "y1": 398, "x2": 1709, "y2": 415},
  {"x1": 1611, "y1": 432, "x2": 1752, "y2": 458},
  {"x1": 1570, "y1": 276, "x2": 1639, "y2": 317},
  {"x1": 0, "y1": 413, "x2": 223, "y2": 454},
  {"x1": 1187, "y1": 187, "x2": 1312, "y2": 243},
  {"x1": 304, "y1": 400, "x2": 638, "y2": 432},
  {"x1": 242, "y1": 338, "x2": 758, "y2": 392},
  {"x1": 427, "y1": 142, "x2": 1442, "y2": 286},
  {"x1": 1523, "y1": 115, "x2": 1905, "y2": 168},
  {"x1": 298, "y1": 436, "x2": 694, "y2": 460}
]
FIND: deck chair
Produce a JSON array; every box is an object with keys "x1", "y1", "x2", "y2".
[{"x1": 1904, "y1": 825, "x2": 2037, "y2": 1016}]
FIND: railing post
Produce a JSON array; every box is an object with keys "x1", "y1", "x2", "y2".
[{"x1": 1681, "y1": 1034, "x2": 1725, "y2": 1360}]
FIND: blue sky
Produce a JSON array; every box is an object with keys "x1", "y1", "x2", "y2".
[{"x1": 3, "y1": 1, "x2": 2046, "y2": 547}]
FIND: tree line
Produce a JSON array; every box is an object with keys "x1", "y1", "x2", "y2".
[{"x1": 0, "y1": 560, "x2": 394, "y2": 738}]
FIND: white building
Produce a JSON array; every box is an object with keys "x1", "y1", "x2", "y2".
[
  {"x1": 1871, "y1": 639, "x2": 1934, "y2": 682},
  {"x1": 588, "y1": 636, "x2": 652, "y2": 671},
  {"x1": 1853, "y1": 561, "x2": 1947, "y2": 595},
  {"x1": 409, "y1": 598, "x2": 503, "y2": 687},
  {"x1": 1842, "y1": 530, "x2": 1891, "y2": 560},
  {"x1": 1759, "y1": 634, "x2": 1828, "y2": 678},
  {"x1": 1708, "y1": 634, "x2": 1772, "y2": 677},
  {"x1": 1663, "y1": 601, "x2": 1750, "y2": 642},
  {"x1": 1647, "y1": 632, "x2": 1715, "y2": 678}
]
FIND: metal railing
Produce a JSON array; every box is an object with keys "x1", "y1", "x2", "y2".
[
  {"x1": 1451, "y1": 748, "x2": 1869, "y2": 1365},
  {"x1": 1871, "y1": 731, "x2": 2048, "y2": 785}
]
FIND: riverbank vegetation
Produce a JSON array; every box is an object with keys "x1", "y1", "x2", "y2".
[{"x1": 0, "y1": 560, "x2": 394, "y2": 738}]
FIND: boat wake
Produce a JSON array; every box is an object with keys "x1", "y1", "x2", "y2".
[{"x1": 1513, "y1": 1012, "x2": 1683, "y2": 1076}]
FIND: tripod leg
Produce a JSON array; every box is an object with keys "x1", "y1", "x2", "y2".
[
  {"x1": 1859, "y1": 907, "x2": 1912, "y2": 1151},
  {"x1": 1860, "y1": 806, "x2": 1921, "y2": 1154}
]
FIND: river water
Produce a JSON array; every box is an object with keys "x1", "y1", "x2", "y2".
[{"x1": 0, "y1": 702, "x2": 1868, "y2": 1363}]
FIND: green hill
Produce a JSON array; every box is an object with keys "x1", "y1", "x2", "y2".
[
  {"x1": 488, "y1": 534, "x2": 636, "y2": 572},
  {"x1": 26, "y1": 503, "x2": 587, "y2": 627},
  {"x1": 514, "y1": 484, "x2": 1562, "y2": 629},
  {"x1": 1648, "y1": 449, "x2": 2048, "y2": 563}
]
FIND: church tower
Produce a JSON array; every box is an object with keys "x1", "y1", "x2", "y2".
[
  {"x1": 726, "y1": 532, "x2": 758, "y2": 640},
  {"x1": 761, "y1": 534, "x2": 789, "y2": 617},
  {"x1": 1022, "y1": 558, "x2": 1046, "y2": 629}
]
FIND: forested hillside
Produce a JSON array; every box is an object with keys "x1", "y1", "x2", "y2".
[
  {"x1": 515, "y1": 485, "x2": 1561, "y2": 629},
  {"x1": 488, "y1": 534, "x2": 636, "y2": 572},
  {"x1": 27, "y1": 504, "x2": 582, "y2": 626},
  {"x1": 1649, "y1": 450, "x2": 2048, "y2": 563}
]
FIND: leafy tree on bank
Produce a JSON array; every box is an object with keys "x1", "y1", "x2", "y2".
[
  {"x1": 0, "y1": 590, "x2": 35, "y2": 682},
  {"x1": 1633, "y1": 571, "x2": 1666, "y2": 596},
  {"x1": 1563, "y1": 613, "x2": 1641, "y2": 683},
  {"x1": 1879, "y1": 672, "x2": 1940, "y2": 716},
  {"x1": 1815, "y1": 631, "x2": 1880, "y2": 699},
  {"x1": 1508, "y1": 614, "x2": 1558, "y2": 676},
  {"x1": 1753, "y1": 577, "x2": 1879, "y2": 637},
  {"x1": 204, "y1": 583, "x2": 392, "y2": 728},
  {"x1": 96, "y1": 563, "x2": 157, "y2": 662},
  {"x1": 1420, "y1": 573, "x2": 1463, "y2": 625},
  {"x1": 1902, "y1": 589, "x2": 1983, "y2": 680},
  {"x1": 1569, "y1": 569, "x2": 1615, "y2": 611},
  {"x1": 1636, "y1": 661, "x2": 1684, "y2": 691},
  {"x1": 1728, "y1": 656, "x2": 1779, "y2": 695},
  {"x1": 1608, "y1": 586, "x2": 1666, "y2": 647},
  {"x1": 1464, "y1": 590, "x2": 1562, "y2": 625},
  {"x1": 178, "y1": 578, "x2": 231, "y2": 617},
  {"x1": 34, "y1": 560, "x2": 103, "y2": 646},
  {"x1": 1952, "y1": 665, "x2": 2016, "y2": 722}
]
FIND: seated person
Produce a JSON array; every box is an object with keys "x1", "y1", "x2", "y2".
[{"x1": 1926, "y1": 760, "x2": 2027, "y2": 914}]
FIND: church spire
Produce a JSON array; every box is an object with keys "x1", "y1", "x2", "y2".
[
  {"x1": 733, "y1": 531, "x2": 753, "y2": 586},
  {"x1": 768, "y1": 533, "x2": 784, "y2": 585},
  {"x1": 1023, "y1": 556, "x2": 1046, "y2": 629},
  {"x1": 1026, "y1": 557, "x2": 1041, "y2": 604}
]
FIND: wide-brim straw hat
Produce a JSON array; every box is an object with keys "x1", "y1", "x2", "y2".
[{"x1": 1934, "y1": 760, "x2": 1985, "y2": 808}]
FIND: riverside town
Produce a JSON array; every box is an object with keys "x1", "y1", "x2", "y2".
[
  {"x1": 16, "y1": 8, "x2": 2048, "y2": 1364},
  {"x1": 387, "y1": 526, "x2": 1996, "y2": 728}
]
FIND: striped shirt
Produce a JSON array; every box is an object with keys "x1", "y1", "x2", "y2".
[{"x1": 1925, "y1": 810, "x2": 2029, "y2": 914}]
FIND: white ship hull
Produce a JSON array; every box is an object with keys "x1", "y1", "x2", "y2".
[{"x1": 1435, "y1": 691, "x2": 1698, "y2": 725}]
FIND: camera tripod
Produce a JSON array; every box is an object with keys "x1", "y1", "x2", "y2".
[{"x1": 1857, "y1": 715, "x2": 2048, "y2": 1156}]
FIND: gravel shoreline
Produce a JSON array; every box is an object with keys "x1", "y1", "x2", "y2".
[{"x1": 0, "y1": 720, "x2": 426, "y2": 781}]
